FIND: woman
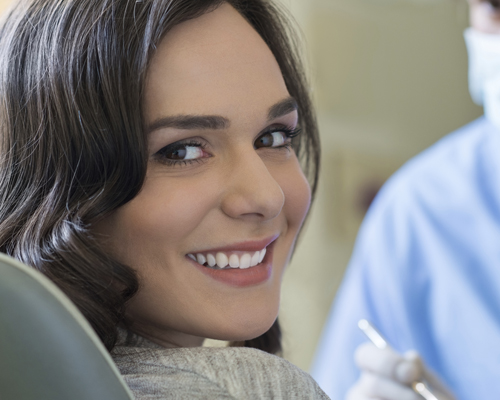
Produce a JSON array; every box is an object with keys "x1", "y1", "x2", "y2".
[{"x1": 0, "y1": 0, "x2": 324, "y2": 398}]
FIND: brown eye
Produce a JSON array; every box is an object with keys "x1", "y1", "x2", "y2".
[
  {"x1": 155, "y1": 142, "x2": 206, "y2": 162},
  {"x1": 489, "y1": 0, "x2": 500, "y2": 9},
  {"x1": 255, "y1": 132, "x2": 274, "y2": 149},
  {"x1": 254, "y1": 131, "x2": 286, "y2": 149},
  {"x1": 167, "y1": 147, "x2": 187, "y2": 160}
]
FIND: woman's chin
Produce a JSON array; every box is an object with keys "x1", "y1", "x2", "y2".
[{"x1": 207, "y1": 316, "x2": 277, "y2": 343}]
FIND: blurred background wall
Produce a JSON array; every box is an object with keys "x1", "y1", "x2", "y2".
[{"x1": 0, "y1": 0, "x2": 482, "y2": 372}]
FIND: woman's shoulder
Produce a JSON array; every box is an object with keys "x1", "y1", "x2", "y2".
[{"x1": 112, "y1": 339, "x2": 329, "y2": 399}]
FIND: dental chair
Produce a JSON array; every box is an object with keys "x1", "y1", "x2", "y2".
[{"x1": 0, "y1": 253, "x2": 134, "y2": 400}]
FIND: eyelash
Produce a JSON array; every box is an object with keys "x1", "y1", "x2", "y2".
[
  {"x1": 272, "y1": 126, "x2": 302, "y2": 142},
  {"x1": 264, "y1": 126, "x2": 301, "y2": 150},
  {"x1": 153, "y1": 125, "x2": 302, "y2": 167}
]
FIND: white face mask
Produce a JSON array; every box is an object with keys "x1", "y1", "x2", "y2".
[{"x1": 464, "y1": 27, "x2": 500, "y2": 129}]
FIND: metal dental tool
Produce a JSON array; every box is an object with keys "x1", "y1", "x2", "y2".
[{"x1": 358, "y1": 319, "x2": 440, "y2": 400}]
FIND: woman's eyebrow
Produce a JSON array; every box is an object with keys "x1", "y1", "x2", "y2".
[
  {"x1": 147, "y1": 97, "x2": 298, "y2": 134},
  {"x1": 267, "y1": 97, "x2": 298, "y2": 121},
  {"x1": 147, "y1": 115, "x2": 230, "y2": 133}
]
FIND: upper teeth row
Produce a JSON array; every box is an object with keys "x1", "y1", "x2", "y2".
[{"x1": 187, "y1": 248, "x2": 267, "y2": 269}]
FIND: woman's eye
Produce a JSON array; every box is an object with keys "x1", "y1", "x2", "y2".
[
  {"x1": 155, "y1": 142, "x2": 206, "y2": 163},
  {"x1": 254, "y1": 131, "x2": 287, "y2": 149}
]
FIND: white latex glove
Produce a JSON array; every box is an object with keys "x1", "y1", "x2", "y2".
[{"x1": 346, "y1": 342, "x2": 456, "y2": 400}]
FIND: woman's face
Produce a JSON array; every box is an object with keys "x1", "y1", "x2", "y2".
[{"x1": 98, "y1": 3, "x2": 311, "y2": 347}]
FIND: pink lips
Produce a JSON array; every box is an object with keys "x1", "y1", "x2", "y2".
[
  {"x1": 191, "y1": 234, "x2": 279, "y2": 254},
  {"x1": 187, "y1": 235, "x2": 278, "y2": 287}
]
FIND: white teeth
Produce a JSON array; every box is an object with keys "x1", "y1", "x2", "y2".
[
  {"x1": 240, "y1": 253, "x2": 251, "y2": 269},
  {"x1": 206, "y1": 253, "x2": 216, "y2": 267},
  {"x1": 259, "y1": 248, "x2": 266, "y2": 263},
  {"x1": 229, "y1": 254, "x2": 239, "y2": 268},
  {"x1": 196, "y1": 254, "x2": 206, "y2": 265},
  {"x1": 250, "y1": 251, "x2": 260, "y2": 267},
  {"x1": 190, "y1": 248, "x2": 267, "y2": 269},
  {"x1": 216, "y1": 252, "x2": 229, "y2": 268}
]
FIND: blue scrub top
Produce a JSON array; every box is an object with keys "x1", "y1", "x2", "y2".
[{"x1": 311, "y1": 117, "x2": 500, "y2": 400}]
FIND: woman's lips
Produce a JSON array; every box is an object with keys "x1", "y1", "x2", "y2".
[
  {"x1": 189, "y1": 234, "x2": 279, "y2": 255},
  {"x1": 186, "y1": 236, "x2": 277, "y2": 287}
]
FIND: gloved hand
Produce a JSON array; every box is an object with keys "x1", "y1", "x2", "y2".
[{"x1": 346, "y1": 342, "x2": 455, "y2": 400}]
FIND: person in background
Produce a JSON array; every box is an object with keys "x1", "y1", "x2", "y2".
[{"x1": 311, "y1": 1, "x2": 500, "y2": 399}]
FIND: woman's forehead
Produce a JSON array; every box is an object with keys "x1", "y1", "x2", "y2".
[{"x1": 143, "y1": 3, "x2": 289, "y2": 124}]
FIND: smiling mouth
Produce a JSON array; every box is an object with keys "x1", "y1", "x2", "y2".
[
  {"x1": 186, "y1": 234, "x2": 278, "y2": 271},
  {"x1": 186, "y1": 237, "x2": 278, "y2": 287},
  {"x1": 187, "y1": 248, "x2": 267, "y2": 270}
]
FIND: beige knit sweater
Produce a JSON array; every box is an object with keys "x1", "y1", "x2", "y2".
[{"x1": 111, "y1": 331, "x2": 330, "y2": 399}]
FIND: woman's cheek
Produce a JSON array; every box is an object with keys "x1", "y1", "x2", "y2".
[
  {"x1": 145, "y1": 179, "x2": 215, "y2": 234},
  {"x1": 281, "y1": 160, "x2": 312, "y2": 232},
  {"x1": 104, "y1": 174, "x2": 217, "y2": 264}
]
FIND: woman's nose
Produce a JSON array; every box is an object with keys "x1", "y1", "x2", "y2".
[{"x1": 220, "y1": 151, "x2": 284, "y2": 221}]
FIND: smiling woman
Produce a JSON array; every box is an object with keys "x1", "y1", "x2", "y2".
[{"x1": 0, "y1": 0, "x2": 323, "y2": 398}]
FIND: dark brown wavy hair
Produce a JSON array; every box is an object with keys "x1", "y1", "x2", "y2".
[{"x1": 0, "y1": 0, "x2": 319, "y2": 355}]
